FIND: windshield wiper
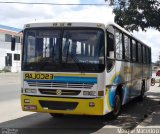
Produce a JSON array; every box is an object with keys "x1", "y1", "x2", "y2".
[
  {"x1": 65, "y1": 42, "x2": 84, "y2": 73},
  {"x1": 69, "y1": 53, "x2": 85, "y2": 73}
]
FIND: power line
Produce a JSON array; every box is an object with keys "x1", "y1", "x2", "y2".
[{"x1": 0, "y1": 2, "x2": 107, "y2": 6}]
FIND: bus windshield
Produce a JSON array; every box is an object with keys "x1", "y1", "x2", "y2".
[{"x1": 22, "y1": 28, "x2": 105, "y2": 72}]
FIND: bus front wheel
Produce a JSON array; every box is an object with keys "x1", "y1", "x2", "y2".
[{"x1": 110, "y1": 91, "x2": 122, "y2": 119}]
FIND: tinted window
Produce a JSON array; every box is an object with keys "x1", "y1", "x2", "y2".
[
  {"x1": 146, "y1": 47, "x2": 149, "y2": 64},
  {"x1": 62, "y1": 29, "x2": 104, "y2": 64},
  {"x1": 124, "y1": 35, "x2": 130, "y2": 61},
  {"x1": 23, "y1": 28, "x2": 105, "y2": 72},
  {"x1": 107, "y1": 32, "x2": 114, "y2": 58},
  {"x1": 131, "y1": 39, "x2": 137, "y2": 62},
  {"x1": 148, "y1": 48, "x2": 151, "y2": 64},
  {"x1": 137, "y1": 43, "x2": 142, "y2": 63},
  {"x1": 115, "y1": 29, "x2": 123, "y2": 60},
  {"x1": 142, "y1": 46, "x2": 146, "y2": 64}
]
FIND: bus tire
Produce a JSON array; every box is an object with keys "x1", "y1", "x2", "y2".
[
  {"x1": 49, "y1": 113, "x2": 64, "y2": 118},
  {"x1": 110, "y1": 91, "x2": 122, "y2": 119},
  {"x1": 139, "y1": 82, "x2": 145, "y2": 101},
  {"x1": 151, "y1": 78, "x2": 155, "y2": 86}
]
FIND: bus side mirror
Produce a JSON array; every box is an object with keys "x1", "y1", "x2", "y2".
[{"x1": 11, "y1": 37, "x2": 16, "y2": 51}]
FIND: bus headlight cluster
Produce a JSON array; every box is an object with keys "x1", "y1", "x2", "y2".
[
  {"x1": 25, "y1": 88, "x2": 37, "y2": 93},
  {"x1": 83, "y1": 91, "x2": 96, "y2": 96}
]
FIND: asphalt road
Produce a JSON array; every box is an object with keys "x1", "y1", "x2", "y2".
[
  {"x1": 0, "y1": 73, "x2": 20, "y2": 102},
  {"x1": 0, "y1": 73, "x2": 160, "y2": 134},
  {"x1": 0, "y1": 84, "x2": 20, "y2": 102}
]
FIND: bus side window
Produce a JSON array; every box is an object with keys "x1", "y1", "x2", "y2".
[
  {"x1": 146, "y1": 47, "x2": 149, "y2": 64},
  {"x1": 131, "y1": 39, "x2": 137, "y2": 62},
  {"x1": 149, "y1": 48, "x2": 151, "y2": 64},
  {"x1": 115, "y1": 29, "x2": 123, "y2": 60},
  {"x1": 137, "y1": 43, "x2": 142, "y2": 63},
  {"x1": 142, "y1": 46, "x2": 146, "y2": 64},
  {"x1": 124, "y1": 35, "x2": 130, "y2": 61},
  {"x1": 107, "y1": 32, "x2": 114, "y2": 58}
]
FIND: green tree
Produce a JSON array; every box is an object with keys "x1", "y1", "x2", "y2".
[{"x1": 105, "y1": 0, "x2": 160, "y2": 31}]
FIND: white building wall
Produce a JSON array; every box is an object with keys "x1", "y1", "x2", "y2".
[
  {"x1": 0, "y1": 27, "x2": 22, "y2": 72},
  {"x1": 0, "y1": 33, "x2": 5, "y2": 42},
  {"x1": 0, "y1": 41, "x2": 21, "y2": 72},
  {"x1": 12, "y1": 43, "x2": 21, "y2": 72},
  {"x1": 0, "y1": 46, "x2": 6, "y2": 70}
]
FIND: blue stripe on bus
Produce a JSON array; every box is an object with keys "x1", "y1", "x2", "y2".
[
  {"x1": 109, "y1": 87, "x2": 116, "y2": 108},
  {"x1": 113, "y1": 75, "x2": 123, "y2": 84},
  {"x1": 109, "y1": 75, "x2": 123, "y2": 108},
  {"x1": 24, "y1": 76, "x2": 97, "y2": 84},
  {"x1": 54, "y1": 76, "x2": 97, "y2": 83}
]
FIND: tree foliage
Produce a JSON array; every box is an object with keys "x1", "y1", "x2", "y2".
[{"x1": 105, "y1": 0, "x2": 160, "y2": 31}]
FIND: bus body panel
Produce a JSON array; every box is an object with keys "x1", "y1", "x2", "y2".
[
  {"x1": 20, "y1": 22, "x2": 152, "y2": 116},
  {"x1": 143, "y1": 64, "x2": 151, "y2": 92},
  {"x1": 21, "y1": 71, "x2": 113, "y2": 115},
  {"x1": 114, "y1": 60, "x2": 132, "y2": 105},
  {"x1": 130, "y1": 63, "x2": 142, "y2": 98}
]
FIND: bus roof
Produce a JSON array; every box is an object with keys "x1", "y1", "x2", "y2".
[{"x1": 24, "y1": 22, "x2": 107, "y2": 29}]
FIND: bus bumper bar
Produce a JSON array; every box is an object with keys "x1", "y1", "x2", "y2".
[{"x1": 21, "y1": 94, "x2": 104, "y2": 115}]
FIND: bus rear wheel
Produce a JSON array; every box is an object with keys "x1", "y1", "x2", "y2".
[
  {"x1": 50, "y1": 113, "x2": 64, "y2": 118},
  {"x1": 139, "y1": 82, "x2": 145, "y2": 101},
  {"x1": 110, "y1": 91, "x2": 122, "y2": 119}
]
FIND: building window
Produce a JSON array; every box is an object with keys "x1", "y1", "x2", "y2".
[
  {"x1": 14, "y1": 54, "x2": 20, "y2": 61},
  {"x1": 5, "y1": 34, "x2": 12, "y2": 42},
  {"x1": 15, "y1": 36, "x2": 21, "y2": 43}
]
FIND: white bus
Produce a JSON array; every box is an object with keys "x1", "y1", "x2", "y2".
[{"x1": 12, "y1": 22, "x2": 151, "y2": 118}]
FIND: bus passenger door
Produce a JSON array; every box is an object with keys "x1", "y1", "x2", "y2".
[
  {"x1": 105, "y1": 31, "x2": 116, "y2": 112},
  {"x1": 106, "y1": 31, "x2": 116, "y2": 86},
  {"x1": 123, "y1": 34, "x2": 132, "y2": 104},
  {"x1": 130, "y1": 40, "x2": 140, "y2": 98}
]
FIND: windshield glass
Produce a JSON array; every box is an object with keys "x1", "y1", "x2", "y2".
[{"x1": 22, "y1": 28, "x2": 105, "y2": 72}]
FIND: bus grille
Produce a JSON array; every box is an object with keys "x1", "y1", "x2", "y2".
[
  {"x1": 39, "y1": 100, "x2": 78, "y2": 110},
  {"x1": 39, "y1": 89, "x2": 81, "y2": 96},
  {"x1": 27, "y1": 82, "x2": 94, "y2": 89}
]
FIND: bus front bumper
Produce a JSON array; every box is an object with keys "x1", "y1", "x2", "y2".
[{"x1": 21, "y1": 94, "x2": 104, "y2": 115}]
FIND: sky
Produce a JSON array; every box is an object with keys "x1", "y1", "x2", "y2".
[{"x1": 0, "y1": 0, "x2": 159, "y2": 62}]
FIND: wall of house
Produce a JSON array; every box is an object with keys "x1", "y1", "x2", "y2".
[
  {"x1": 0, "y1": 42, "x2": 21, "y2": 72},
  {"x1": 0, "y1": 29, "x2": 22, "y2": 72}
]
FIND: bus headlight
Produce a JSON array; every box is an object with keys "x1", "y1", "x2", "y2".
[
  {"x1": 25, "y1": 88, "x2": 37, "y2": 93},
  {"x1": 83, "y1": 91, "x2": 96, "y2": 96}
]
